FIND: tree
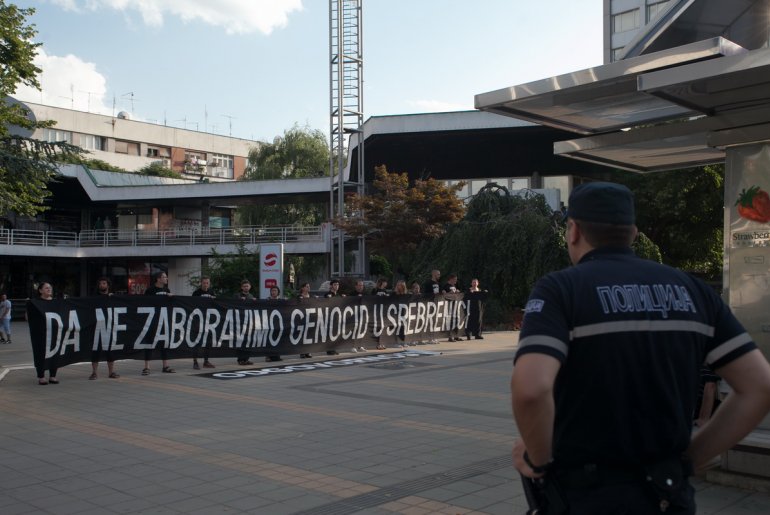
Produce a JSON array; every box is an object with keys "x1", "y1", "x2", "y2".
[
  {"x1": 407, "y1": 183, "x2": 662, "y2": 327},
  {"x1": 614, "y1": 164, "x2": 724, "y2": 278},
  {"x1": 238, "y1": 125, "x2": 329, "y2": 226},
  {"x1": 333, "y1": 165, "x2": 466, "y2": 273},
  {"x1": 244, "y1": 124, "x2": 329, "y2": 180},
  {"x1": 190, "y1": 242, "x2": 326, "y2": 297},
  {"x1": 138, "y1": 162, "x2": 183, "y2": 179},
  {"x1": 0, "y1": 1, "x2": 82, "y2": 216}
]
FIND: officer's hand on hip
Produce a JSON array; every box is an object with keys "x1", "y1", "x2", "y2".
[{"x1": 513, "y1": 438, "x2": 546, "y2": 479}]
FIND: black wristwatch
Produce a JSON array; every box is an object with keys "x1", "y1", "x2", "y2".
[{"x1": 523, "y1": 451, "x2": 552, "y2": 474}]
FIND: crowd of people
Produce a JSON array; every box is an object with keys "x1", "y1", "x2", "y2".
[{"x1": 27, "y1": 269, "x2": 487, "y2": 384}]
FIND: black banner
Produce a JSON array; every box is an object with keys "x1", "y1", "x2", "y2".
[{"x1": 27, "y1": 293, "x2": 483, "y2": 370}]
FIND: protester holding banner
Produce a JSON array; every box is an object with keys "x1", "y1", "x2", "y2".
[
  {"x1": 298, "y1": 283, "x2": 313, "y2": 358},
  {"x1": 235, "y1": 279, "x2": 255, "y2": 365},
  {"x1": 371, "y1": 278, "x2": 389, "y2": 296},
  {"x1": 465, "y1": 278, "x2": 487, "y2": 340},
  {"x1": 266, "y1": 286, "x2": 285, "y2": 362},
  {"x1": 410, "y1": 281, "x2": 421, "y2": 295},
  {"x1": 353, "y1": 279, "x2": 366, "y2": 296},
  {"x1": 32, "y1": 282, "x2": 58, "y2": 385},
  {"x1": 423, "y1": 269, "x2": 441, "y2": 298},
  {"x1": 324, "y1": 279, "x2": 341, "y2": 355},
  {"x1": 191, "y1": 276, "x2": 216, "y2": 370},
  {"x1": 90, "y1": 278, "x2": 119, "y2": 379},
  {"x1": 393, "y1": 280, "x2": 408, "y2": 295},
  {"x1": 142, "y1": 272, "x2": 175, "y2": 375},
  {"x1": 442, "y1": 274, "x2": 462, "y2": 342}
]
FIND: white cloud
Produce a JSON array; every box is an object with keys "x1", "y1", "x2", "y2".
[
  {"x1": 14, "y1": 49, "x2": 113, "y2": 115},
  {"x1": 52, "y1": 0, "x2": 304, "y2": 35},
  {"x1": 407, "y1": 99, "x2": 470, "y2": 113}
]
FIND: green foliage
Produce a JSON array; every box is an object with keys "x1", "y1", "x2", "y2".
[
  {"x1": 0, "y1": 1, "x2": 45, "y2": 137},
  {"x1": 409, "y1": 185, "x2": 569, "y2": 315},
  {"x1": 0, "y1": 136, "x2": 82, "y2": 216},
  {"x1": 238, "y1": 125, "x2": 329, "y2": 226},
  {"x1": 244, "y1": 124, "x2": 329, "y2": 180},
  {"x1": 138, "y1": 162, "x2": 183, "y2": 179},
  {"x1": 190, "y1": 242, "x2": 327, "y2": 298},
  {"x1": 632, "y1": 231, "x2": 662, "y2": 263},
  {"x1": 0, "y1": 2, "x2": 84, "y2": 216},
  {"x1": 79, "y1": 158, "x2": 127, "y2": 173},
  {"x1": 614, "y1": 165, "x2": 724, "y2": 278},
  {"x1": 190, "y1": 242, "x2": 261, "y2": 297},
  {"x1": 369, "y1": 254, "x2": 392, "y2": 279}
]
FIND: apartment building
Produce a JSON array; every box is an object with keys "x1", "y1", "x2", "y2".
[{"x1": 11, "y1": 100, "x2": 254, "y2": 180}]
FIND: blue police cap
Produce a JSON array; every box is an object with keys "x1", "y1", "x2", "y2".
[{"x1": 566, "y1": 182, "x2": 635, "y2": 225}]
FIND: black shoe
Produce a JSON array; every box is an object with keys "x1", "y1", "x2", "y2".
[
  {"x1": 475, "y1": 335, "x2": 484, "y2": 339},
  {"x1": 266, "y1": 356, "x2": 283, "y2": 362},
  {"x1": 300, "y1": 353, "x2": 312, "y2": 359},
  {"x1": 326, "y1": 350, "x2": 339, "y2": 355}
]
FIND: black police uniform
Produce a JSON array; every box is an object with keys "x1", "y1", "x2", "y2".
[{"x1": 515, "y1": 246, "x2": 756, "y2": 513}]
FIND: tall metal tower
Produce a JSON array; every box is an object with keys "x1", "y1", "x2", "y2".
[{"x1": 329, "y1": 0, "x2": 365, "y2": 278}]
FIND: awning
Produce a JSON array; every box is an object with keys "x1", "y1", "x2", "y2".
[{"x1": 474, "y1": 37, "x2": 744, "y2": 135}]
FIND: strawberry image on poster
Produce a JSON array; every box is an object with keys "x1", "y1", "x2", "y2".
[{"x1": 735, "y1": 185, "x2": 770, "y2": 223}]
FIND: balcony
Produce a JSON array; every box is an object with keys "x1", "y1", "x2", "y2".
[{"x1": 0, "y1": 224, "x2": 329, "y2": 258}]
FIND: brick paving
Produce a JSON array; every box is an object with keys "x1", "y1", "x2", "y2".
[{"x1": 0, "y1": 321, "x2": 768, "y2": 514}]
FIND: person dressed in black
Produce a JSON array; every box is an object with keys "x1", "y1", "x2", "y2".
[
  {"x1": 142, "y1": 271, "x2": 175, "y2": 375},
  {"x1": 235, "y1": 279, "x2": 255, "y2": 365},
  {"x1": 353, "y1": 279, "x2": 366, "y2": 297},
  {"x1": 90, "y1": 277, "x2": 119, "y2": 379},
  {"x1": 511, "y1": 182, "x2": 770, "y2": 515},
  {"x1": 265, "y1": 286, "x2": 283, "y2": 362},
  {"x1": 297, "y1": 282, "x2": 313, "y2": 358},
  {"x1": 191, "y1": 276, "x2": 216, "y2": 370},
  {"x1": 442, "y1": 273, "x2": 462, "y2": 342},
  {"x1": 324, "y1": 279, "x2": 341, "y2": 355},
  {"x1": 423, "y1": 269, "x2": 441, "y2": 298},
  {"x1": 32, "y1": 282, "x2": 59, "y2": 385},
  {"x1": 465, "y1": 278, "x2": 487, "y2": 340},
  {"x1": 371, "y1": 278, "x2": 389, "y2": 296}
]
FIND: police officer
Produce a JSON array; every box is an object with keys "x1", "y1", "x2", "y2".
[{"x1": 511, "y1": 182, "x2": 770, "y2": 514}]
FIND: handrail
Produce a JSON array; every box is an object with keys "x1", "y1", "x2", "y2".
[{"x1": 0, "y1": 225, "x2": 324, "y2": 248}]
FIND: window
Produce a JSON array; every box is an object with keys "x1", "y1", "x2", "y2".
[
  {"x1": 208, "y1": 153, "x2": 234, "y2": 179},
  {"x1": 114, "y1": 140, "x2": 139, "y2": 155},
  {"x1": 41, "y1": 128, "x2": 71, "y2": 144},
  {"x1": 147, "y1": 146, "x2": 170, "y2": 158},
  {"x1": 79, "y1": 134, "x2": 103, "y2": 151},
  {"x1": 647, "y1": 1, "x2": 670, "y2": 22},
  {"x1": 613, "y1": 9, "x2": 640, "y2": 33}
]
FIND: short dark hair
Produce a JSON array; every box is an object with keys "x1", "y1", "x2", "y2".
[
  {"x1": 329, "y1": 279, "x2": 340, "y2": 285},
  {"x1": 240, "y1": 279, "x2": 251, "y2": 286},
  {"x1": 575, "y1": 220, "x2": 636, "y2": 248},
  {"x1": 97, "y1": 276, "x2": 110, "y2": 285}
]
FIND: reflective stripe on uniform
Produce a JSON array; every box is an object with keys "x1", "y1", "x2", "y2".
[
  {"x1": 706, "y1": 332, "x2": 753, "y2": 365},
  {"x1": 570, "y1": 320, "x2": 715, "y2": 340},
  {"x1": 518, "y1": 335, "x2": 568, "y2": 356}
]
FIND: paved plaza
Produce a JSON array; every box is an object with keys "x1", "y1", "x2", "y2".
[{"x1": 1, "y1": 321, "x2": 769, "y2": 514}]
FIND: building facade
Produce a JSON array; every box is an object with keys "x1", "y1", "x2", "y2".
[
  {"x1": 11, "y1": 100, "x2": 253, "y2": 181},
  {"x1": 604, "y1": 0, "x2": 673, "y2": 62}
]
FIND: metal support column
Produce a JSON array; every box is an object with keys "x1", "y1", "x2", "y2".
[{"x1": 329, "y1": 0, "x2": 365, "y2": 278}]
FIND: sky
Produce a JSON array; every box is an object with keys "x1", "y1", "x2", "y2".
[{"x1": 12, "y1": 0, "x2": 604, "y2": 143}]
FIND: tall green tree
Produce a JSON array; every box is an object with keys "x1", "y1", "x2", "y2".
[
  {"x1": 614, "y1": 164, "x2": 724, "y2": 278},
  {"x1": 0, "y1": 1, "x2": 82, "y2": 216},
  {"x1": 238, "y1": 125, "x2": 328, "y2": 226}
]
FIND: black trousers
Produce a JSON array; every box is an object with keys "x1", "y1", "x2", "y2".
[{"x1": 557, "y1": 481, "x2": 695, "y2": 515}]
